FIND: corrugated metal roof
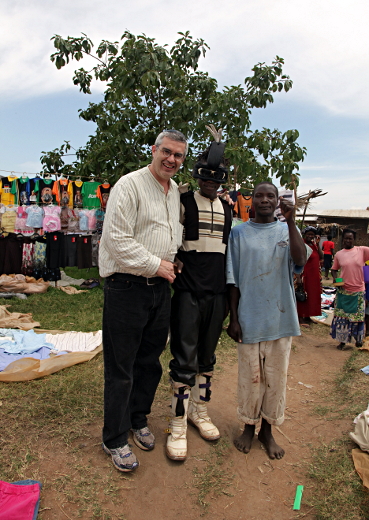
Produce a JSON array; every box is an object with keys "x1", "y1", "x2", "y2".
[
  {"x1": 295, "y1": 210, "x2": 318, "y2": 221},
  {"x1": 318, "y1": 209, "x2": 369, "y2": 219}
]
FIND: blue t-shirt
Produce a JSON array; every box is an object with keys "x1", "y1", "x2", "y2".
[{"x1": 226, "y1": 219, "x2": 309, "y2": 344}]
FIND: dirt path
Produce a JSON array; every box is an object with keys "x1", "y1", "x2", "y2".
[{"x1": 38, "y1": 330, "x2": 352, "y2": 519}]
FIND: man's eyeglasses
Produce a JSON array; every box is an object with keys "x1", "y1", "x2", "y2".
[{"x1": 157, "y1": 147, "x2": 185, "y2": 161}]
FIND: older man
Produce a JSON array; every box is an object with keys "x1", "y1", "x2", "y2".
[
  {"x1": 227, "y1": 181, "x2": 309, "y2": 460},
  {"x1": 99, "y1": 130, "x2": 187, "y2": 472}
]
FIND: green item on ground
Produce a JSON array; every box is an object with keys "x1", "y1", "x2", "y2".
[{"x1": 293, "y1": 485, "x2": 304, "y2": 510}]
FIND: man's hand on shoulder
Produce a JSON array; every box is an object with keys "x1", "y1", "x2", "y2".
[
  {"x1": 279, "y1": 197, "x2": 295, "y2": 222},
  {"x1": 156, "y1": 260, "x2": 176, "y2": 283},
  {"x1": 219, "y1": 190, "x2": 235, "y2": 206}
]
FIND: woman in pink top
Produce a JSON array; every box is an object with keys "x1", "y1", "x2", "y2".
[{"x1": 331, "y1": 229, "x2": 369, "y2": 349}]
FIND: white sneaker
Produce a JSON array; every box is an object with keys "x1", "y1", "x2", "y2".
[
  {"x1": 188, "y1": 402, "x2": 220, "y2": 441},
  {"x1": 166, "y1": 416, "x2": 188, "y2": 461}
]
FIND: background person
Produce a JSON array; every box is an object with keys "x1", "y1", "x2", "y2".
[
  {"x1": 322, "y1": 234, "x2": 335, "y2": 280},
  {"x1": 227, "y1": 182, "x2": 308, "y2": 460},
  {"x1": 99, "y1": 129, "x2": 187, "y2": 472},
  {"x1": 296, "y1": 226, "x2": 323, "y2": 323},
  {"x1": 331, "y1": 229, "x2": 369, "y2": 350}
]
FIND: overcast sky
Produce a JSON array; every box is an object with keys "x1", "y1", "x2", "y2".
[{"x1": 1, "y1": 0, "x2": 368, "y2": 212}]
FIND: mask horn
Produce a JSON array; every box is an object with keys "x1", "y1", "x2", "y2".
[{"x1": 205, "y1": 125, "x2": 225, "y2": 170}]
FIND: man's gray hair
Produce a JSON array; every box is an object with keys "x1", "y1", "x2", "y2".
[{"x1": 155, "y1": 129, "x2": 188, "y2": 157}]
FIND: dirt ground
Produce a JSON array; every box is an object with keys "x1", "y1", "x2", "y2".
[{"x1": 36, "y1": 329, "x2": 354, "y2": 520}]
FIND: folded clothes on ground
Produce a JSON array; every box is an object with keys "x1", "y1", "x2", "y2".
[
  {"x1": 55, "y1": 271, "x2": 86, "y2": 287},
  {"x1": 57, "y1": 286, "x2": 88, "y2": 295},
  {"x1": 0, "y1": 479, "x2": 42, "y2": 520},
  {"x1": 0, "y1": 293, "x2": 27, "y2": 300},
  {"x1": 80, "y1": 278, "x2": 100, "y2": 289},
  {"x1": 0, "y1": 329, "x2": 102, "y2": 375},
  {"x1": 0, "y1": 346, "x2": 52, "y2": 372},
  {"x1": 0, "y1": 329, "x2": 54, "y2": 354},
  {"x1": 45, "y1": 330, "x2": 102, "y2": 352}
]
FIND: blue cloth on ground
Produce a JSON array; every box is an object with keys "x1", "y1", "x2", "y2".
[
  {"x1": 0, "y1": 346, "x2": 52, "y2": 372},
  {"x1": 0, "y1": 329, "x2": 54, "y2": 354},
  {"x1": 361, "y1": 365, "x2": 369, "y2": 375}
]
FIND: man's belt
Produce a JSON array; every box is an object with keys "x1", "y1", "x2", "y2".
[{"x1": 107, "y1": 273, "x2": 166, "y2": 286}]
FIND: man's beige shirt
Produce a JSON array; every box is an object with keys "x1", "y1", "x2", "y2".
[{"x1": 99, "y1": 166, "x2": 182, "y2": 278}]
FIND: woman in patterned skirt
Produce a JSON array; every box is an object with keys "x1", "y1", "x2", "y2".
[{"x1": 331, "y1": 229, "x2": 369, "y2": 349}]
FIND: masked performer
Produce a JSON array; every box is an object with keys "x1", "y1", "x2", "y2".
[{"x1": 166, "y1": 126, "x2": 232, "y2": 460}]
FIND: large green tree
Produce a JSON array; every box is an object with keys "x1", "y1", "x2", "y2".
[{"x1": 42, "y1": 31, "x2": 306, "y2": 190}]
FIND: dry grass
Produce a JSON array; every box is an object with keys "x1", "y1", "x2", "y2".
[
  {"x1": 0, "y1": 285, "x2": 236, "y2": 518},
  {"x1": 307, "y1": 346, "x2": 369, "y2": 519}
]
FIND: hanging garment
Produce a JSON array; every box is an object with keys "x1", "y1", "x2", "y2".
[
  {"x1": 97, "y1": 182, "x2": 111, "y2": 209},
  {"x1": 16, "y1": 177, "x2": 31, "y2": 205},
  {"x1": 91, "y1": 233, "x2": 101, "y2": 267},
  {"x1": 86, "y1": 209, "x2": 97, "y2": 231},
  {"x1": 60, "y1": 206, "x2": 70, "y2": 232},
  {"x1": 0, "y1": 235, "x2": 6, "y2": 275},
  {"x1": 33, "y1": 241, "x2": 47, "y2": 269},
  {"x1": 95, "y1": 209, "x2": 105, "y2": 233},
  {"x1": 77, "y1": 235, "x2": 92, "y2": 268},
  {"x1": 42, "y1": 206, "x2": 61, "y2": 232},
  {"x1": 234, "y1": 194, "x2": 252, "y2": 222},
  {"x1": 1, "y1": 211, "x2": 16, "y2": 233},
  {"x1": 64, "y1": 235, "x2": 79, "y2": 267},
  {"x1": 70, "y1": 181, "x2": 84, "y2": 208},
  {"x1": 29, "y1": 178, "x2": 39, "y2": 204},
  {"x1": 21, "y1": 243, "x2": 35, "y2": 276},
  {"x1": 81, "y1": 181, "x2": 100, "y2": 209},
  {"x1": 67, "y1": 209, "x2": 79, "y2": 233},
  {"x1": 0, "y1": 176, "x2": 18, "y2": 205},
  {"x1": 46, "y1": 232, "x2": 65, "y2": 269},
  {"x1": 2, "y1": 234, "x2": 23, "y2": 275},
  {"x1": 34, "y1": 178, "x2": 55, "y2": 204},
  {"x1": 53, "y1": 179, "x2": 73, "y2": 207},
  {"x1": 78, "y1": 209, "x2": 89, "y2": 231},
  {"x1": 25, "y1": 205, "x2": 44, "y2": 229},
  {"x1": 15, "y1": 207, "x2": 28, "y2": 232}
]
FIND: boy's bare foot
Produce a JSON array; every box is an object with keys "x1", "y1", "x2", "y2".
[
  {"x1": 258, "y1": 419, "x2": 285, "y2": 460},
  {"x1": 234, "y1": 424, "x2": 255, "y2": 453}
]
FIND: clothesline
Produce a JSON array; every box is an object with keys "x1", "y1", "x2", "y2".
[{"x1": 0, "y1": 169, "x2": 107, "y2": 182}]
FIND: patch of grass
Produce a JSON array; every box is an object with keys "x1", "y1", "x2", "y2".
[
  {"x1": 312, "y1": 349, "x2": 369, "y2": 420},
  {"x1": 308, "y1": 322, "x2": 331, "y2": 337},
  {"x1": 0, "y1": 353, "x2": 104, "y2": 482},
  {"x1": 41, "y1": 458, "x2": 129, "y2": 519},
  {"x1": 313, "y1": 405, "x2": 331, "y2": 417},
  {"x1": 307, "y1": 439, "x2": 369, "y2": 520},
  {"x1": 216, "y1": 329, "x2": 238, "y2": 367},
  {"x1": 6, "y1": 286, "x2": 103, "y2": 331},
  {"x1": 307, "y1": 341, "x2": 369, "y2": 519},
  {"x1": 1, "y1": 287, "x2": 237, "y2": 516},
  {"x1": 156, "y1": 342, "x2": 172, "y2": 402},
  {"x1": 192, "y1": 436, "x2": 234, "y2": 511}
]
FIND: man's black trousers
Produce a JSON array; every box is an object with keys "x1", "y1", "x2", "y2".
[
  {"x1": 169, "y1": 290, "x2": 226, "y2": 387},
  {"x1": 102, "y1": 274, "x2": 170, "y2": 449}
]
